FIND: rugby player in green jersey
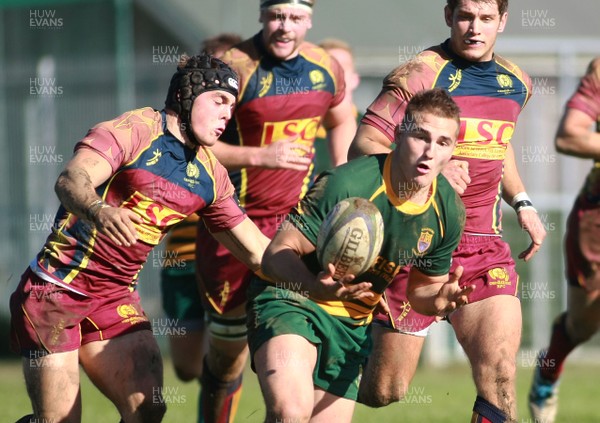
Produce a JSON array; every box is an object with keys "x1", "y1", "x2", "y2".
[
  {"x1": 351, "y1": 1, "x2": 546, "y2": 421},
  {"x1": 247, "y1": 88, "x2": 473, "y2": 422}
]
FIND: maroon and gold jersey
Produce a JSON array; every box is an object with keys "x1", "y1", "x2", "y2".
[
  {"x1": 31, "y1": 108, "x2": 245, "y2": 297},
  {"x1": 567, "y1": 58, "x2": 600, "y2": 203},
  {"x1": 220, "y1": 32, "x2": 346, "y2": 218},
  {"x1": 362, "y1": 40, "x2": 532, "y2": 235}
]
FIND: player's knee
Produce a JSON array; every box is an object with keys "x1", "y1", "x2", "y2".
[
  {"x1": 121, "y1": 391, "x2": 166, "y2": 423},
  {"x1": 171, "y1": 352, "x2": 203, "y2": 381},
  {"x1": 266, "y1": 411, "x2": 311, "y2": 423},
  {"x1": 476, "y1": 355, "x2": 516, "y2": 390},
  {"x1": 173, "y1": 365, "x2": 198, "y2": 382},
  {"x1": 358, "y1": 379, "x2": 407, "y2": 407},
  {"x1": 267, "y1": 398, "x2": 312, "y2": 423},
  {"x1": 495, "y1": 356, "x2": 516, "y2": 380},
  {"x1": 169, "y1": 334, "x2": 205, "y2": 381},
  {"x1": 358, "y1": 392, "x2": 395, "y2": 408},
  {"x1": 205, "y1": 351, "x2": 248, "y2": 383}
]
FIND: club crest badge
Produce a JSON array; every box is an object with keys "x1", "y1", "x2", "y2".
[{"x1": 417, "y1": 228, "x2": 434, "y2": 253}]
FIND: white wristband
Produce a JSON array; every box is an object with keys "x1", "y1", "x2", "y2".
[
  {"x1": 511, "y1": 192, "x2": 537, "y2": 213},
  {"x1": 510, "y1": 192, "x2": 531, "y2": 208}
]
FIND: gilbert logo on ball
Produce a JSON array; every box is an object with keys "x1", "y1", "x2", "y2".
[{"x1": 317, "y1": 197, "x2": 384, "y2": 281}]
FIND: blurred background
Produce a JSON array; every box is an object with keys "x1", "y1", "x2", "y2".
[{"x1": 0, "y1": 0, "x2": 599, "y2": 368}]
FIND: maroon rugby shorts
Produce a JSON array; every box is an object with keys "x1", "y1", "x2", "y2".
[
  {"x1": 373, "y1": 234, "x2": 519, "y2": 334},
  {"x1": 10, "y1": 268, "x2": 151, "y2": 355},
  {"x1": 196, "y1": 214, "x2": 279, "y2": 314}
]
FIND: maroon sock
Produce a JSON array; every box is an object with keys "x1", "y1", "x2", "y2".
[{"x1": 540, "y1": 312, "x2": 578, "y2": 382}]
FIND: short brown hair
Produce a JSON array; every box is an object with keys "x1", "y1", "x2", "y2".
[
  {"x1": 446, "y1": 0, "x2": 508, "y2": 15},
  {"x1": 400, "y1": 88, "x2": 461, "y2": 135}
]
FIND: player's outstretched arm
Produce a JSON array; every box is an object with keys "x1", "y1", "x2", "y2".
[
  {"x1": 210, "y1": 217, "x2": 271, "y2": 273},
  {"x1": 210, "y1": 137, "x2": 312, "y2": 171},
  {"x1": 407, "y1": 266, "x2": 474, "y2": 317},
  {"x1": 55, "y1": 148, "x2": 140, "y2": 246},
  {"x1": 501, "y1": 143, "x2": 546, "y2": 261}
]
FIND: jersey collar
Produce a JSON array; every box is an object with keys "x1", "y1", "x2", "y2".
[{"x1": 383, "y1": 153, "x2": 436, "y2": 215}]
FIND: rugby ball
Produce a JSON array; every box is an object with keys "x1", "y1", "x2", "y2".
[{"x1": 316, "y1": 197, "x2": 384, "y2": 281}]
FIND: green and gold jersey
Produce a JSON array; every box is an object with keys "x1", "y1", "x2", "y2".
[{"x1": 291, "y1": 153, "x2": 465, "y2": 325}]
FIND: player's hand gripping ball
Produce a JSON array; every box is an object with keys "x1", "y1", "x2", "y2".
[{"x1": 316, "y1": 197, "x2": 384, "y2": 281}]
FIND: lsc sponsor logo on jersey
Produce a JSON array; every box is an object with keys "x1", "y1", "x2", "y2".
[
  {"x1": 454, "y1": 118, "x2": 515, "y2": 160},
  {"x1": 261, "y1": 117, "x2": 322, "y2": 147},
  {"x1": 123, "y1": 192, "x2": 186, "y2": 245}
]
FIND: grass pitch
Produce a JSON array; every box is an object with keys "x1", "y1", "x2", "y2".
[{"x1": 2, "y1": 356, "x2": 599, "y2": 422}]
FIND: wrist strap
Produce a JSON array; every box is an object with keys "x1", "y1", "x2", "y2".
[
  {"x1": 514, "y1": 200, "x2": 536, "y2": 213},
  {"x1": 511, "y1": 192, "x2": 536, "y2": 213},
  {"x1": 510, "y1": 192, "x2": 530, "y2": 207}
]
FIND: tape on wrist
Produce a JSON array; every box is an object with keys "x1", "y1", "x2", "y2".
[
  {"x1": 510, "y1": 192, "x2": 531, "y2": 207},
  {"x1": 511, "y1": 192, "x2": 535, "y2": 213},
  {"x1": 514, "y1": 200, "x2": 536, "y2": 213}
]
